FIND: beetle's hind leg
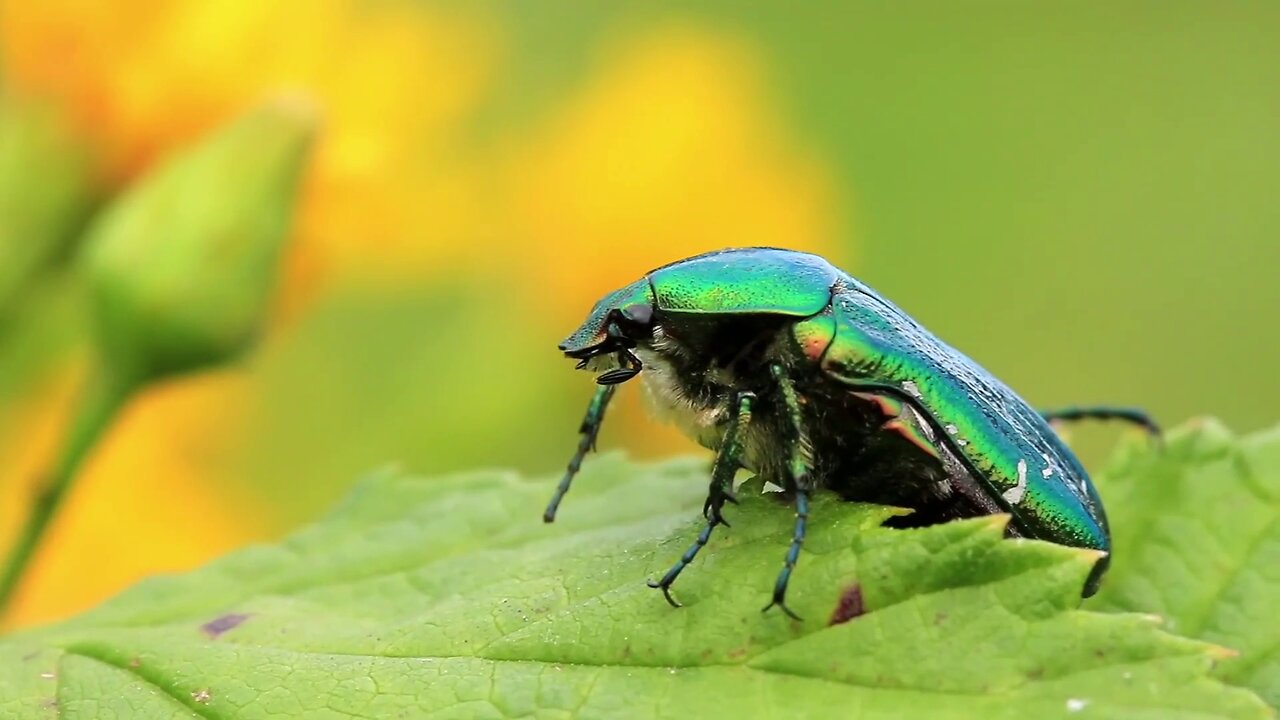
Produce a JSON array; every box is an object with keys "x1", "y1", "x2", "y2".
[
  {"x1": 544, "y1": 384, "x2": 617, "y2": 523},
  {"x1": 648, "y1": 392, "x2": 755, "y2": 607},
  {"x1": 762, "y1": 364, "x2": 813, "y2": 621},
  {"x1": 1040, "y1": 406, "x2": 1161, "y2": 437}
]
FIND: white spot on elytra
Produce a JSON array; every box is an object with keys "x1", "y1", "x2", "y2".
[
  {"x1": 1003, "y1": 459, "x2": 1028, "y2": 505},
  {"x1": 1066, "y1": 698, "x2": 1088, "y2": 712},
  {"x1": 1040, "y1": 452, "x2": 1055, "y2": 478},
  {"x1": 945, "y1": 424, "x2": 958, "y2": 435},
  {"x1": 901, "y1": 380, "x2": 923, "y2": 399}
]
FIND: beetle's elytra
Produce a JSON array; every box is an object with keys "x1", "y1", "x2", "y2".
[{"x1": 546, "y1": 248, "x2": 1157, "y2": 618}]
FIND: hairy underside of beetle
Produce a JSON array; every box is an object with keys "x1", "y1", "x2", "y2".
[{"x1": 634, "y1": 316, "x2": 1003, "y2": 529}]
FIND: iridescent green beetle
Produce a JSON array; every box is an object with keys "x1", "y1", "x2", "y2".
[{"x1": 546, "y1": 248, "x2": 1157, "y2": 618}]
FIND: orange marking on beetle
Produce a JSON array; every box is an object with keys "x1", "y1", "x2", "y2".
[
  {"x1": 852, "y1": 391, "x2": 902, "y2": 418},
  {"x1": 884, "y1": 418, "x2": 941, "y2": 461},
  {"x1": 793, "y1": 328, "x2": 829, "y2": 362}
]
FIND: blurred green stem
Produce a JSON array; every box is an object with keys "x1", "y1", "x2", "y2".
[{"x1": 0, "y1": 369, "x2": 136, "y2": 620}]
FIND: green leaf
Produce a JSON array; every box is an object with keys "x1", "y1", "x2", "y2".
[
  {"x1": 0, "y1": 448, "x2": 1269, "y2": 718},
  {"x1": 1093, "y1": 419, "x2": 1280, "y2": 708}
]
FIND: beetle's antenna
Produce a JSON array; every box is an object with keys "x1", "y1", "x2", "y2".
[
  {"x1": 596, "y1": 348, "x2": 642, "y2": 385},
  {"x1": 545, "y1": 384, "x2": 618, "y2": 523}
]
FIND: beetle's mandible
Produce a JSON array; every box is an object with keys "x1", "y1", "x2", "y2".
[{"x1": 545, "y1": 247, "x2": 1157, "y2": 618}]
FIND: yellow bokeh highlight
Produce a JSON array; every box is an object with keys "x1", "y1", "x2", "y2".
[{"x1": 509, "y1": 26, "x2": 841, "y2": 316}]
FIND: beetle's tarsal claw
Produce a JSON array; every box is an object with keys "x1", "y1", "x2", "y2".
[
  {"x1": 761, "y1": 598, "x2": 803, "y2": 621},
  {"x1": 702, "y1": 505, "x2": 731, "y2": 528},
  {"x1": 646, "y1": 579, "x2": 683, "y2": 608},
  {"x1": 702, "y1": 496, "x2": 733, "y2": 526}
]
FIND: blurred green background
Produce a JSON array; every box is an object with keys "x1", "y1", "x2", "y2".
[{"x1": 0, "y1": 0, "x2": 1276, "y2": 628}]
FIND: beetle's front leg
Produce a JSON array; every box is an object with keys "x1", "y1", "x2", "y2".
[
  {"x1": 763, "y1": 364, "x2": 812, "y2": 621},
  {"x1": 648, "y1": 391, "x2": 755, "y2": 607},
  {"x1": 544, "y1": 384, "x2": 617, "y2": 523}
]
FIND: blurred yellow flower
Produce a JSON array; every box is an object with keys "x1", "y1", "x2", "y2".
[
  {"x1": 0, "y1": 0, "x2": 497, "y2": 299},
  {"x1": 508, "y1": 26, "x2": 842, "y2": 317}
]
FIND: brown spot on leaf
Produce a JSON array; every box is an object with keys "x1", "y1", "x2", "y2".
[
  {"x1": 200, "y1": 613, "x2": 251, "y2": 639},
  {"x1": 828, "y1": 583, "x2": 866, "y2": 626}
]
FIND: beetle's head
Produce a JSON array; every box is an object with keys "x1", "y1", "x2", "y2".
[
  {"x1": 559, "y1": 278, "x2": 656, "y2": 385},
  {"x1": 560, "y1": 249, "x2": 846, "y2": 386}
]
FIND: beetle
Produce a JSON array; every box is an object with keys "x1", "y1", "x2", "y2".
[{"x1": 544, "y1": 248, "x2": 1157, "y2": 618}]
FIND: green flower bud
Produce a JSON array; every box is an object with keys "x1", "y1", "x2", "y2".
[
  {"x1": 81, "y1": 98, "x2": 315, "y2": 382},
  {"x1": 0, "y1": 96, "x2": 97, "y2": 315}
]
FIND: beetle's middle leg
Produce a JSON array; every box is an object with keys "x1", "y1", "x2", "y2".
[
  {"x1": 1040, "y1": 406, "x2": 1161, "y2": 437},
  {"x1": 648, "y1": 392, "x2": 754, "y2": 607},
  {"x1": 763, "y1": 363, "x2": 813, "y2": 621}
]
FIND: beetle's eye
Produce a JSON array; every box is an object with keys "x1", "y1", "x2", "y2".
[
  {"x1": 607, "y1": 304, "x2": 654, "y2": 347},
  {"x1": 619, "y1": 303, "x2": 654, "y2": 326}
]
